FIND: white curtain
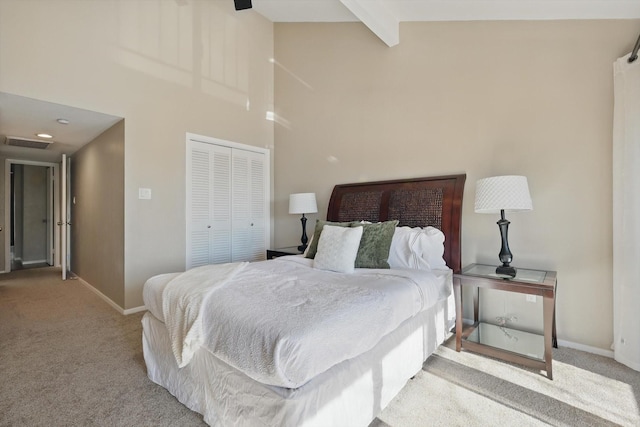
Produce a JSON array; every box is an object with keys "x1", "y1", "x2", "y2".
[{"x1": 612, "y1": 52, "x2": 640, "y2": 371}]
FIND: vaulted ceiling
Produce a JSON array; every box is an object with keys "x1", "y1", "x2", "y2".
[
  {"x1": 253, "y1": 0, "x2": 640, "y2": 46},
  {"x1": 3, "y1": 0, "x2": 639, "y2": 162}
]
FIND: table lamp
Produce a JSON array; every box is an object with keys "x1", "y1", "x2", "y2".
[
  {"x1": 475, "y1": 176, "x2": 533, "y2": 277},
  {"x1": 289, "y1": 193, "x2": 318, "y2": 252}
]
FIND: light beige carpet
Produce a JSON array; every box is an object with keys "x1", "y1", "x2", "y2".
[{"x1": 1, "y1": 267, "x2": 638, "y2": 426}]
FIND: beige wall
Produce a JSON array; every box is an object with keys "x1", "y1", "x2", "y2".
[
  {"x1": 0, "y1": 0, "x2": 274, "y2": 309},
  {"x1": 1, "y1": 0, "x2": 632, "y2": 351},
  {"x1": 71, "y1": 121, "x2": 125, "y2": 307},
  {"x1": 274, "y1": 20, "x2": 640, "y2": 351}
]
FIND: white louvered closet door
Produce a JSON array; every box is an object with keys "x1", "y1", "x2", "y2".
[
  {"x1": 187, "y1": 142, "x2": 232, "y2": 268},
  {"x1": 210, "y1": 145, "x2": 233, "y2": 264},
  {"x1": 188, "y1": 143, "x2": 213, "y2": 268},
  {"x1": 231, "y1": 149, "x2": 267, "y2": 262},
  {"x1": 187, "y1": 137, "x2": 269, "y2": 270}
]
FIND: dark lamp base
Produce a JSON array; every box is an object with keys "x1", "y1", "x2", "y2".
[
  {"x1": 297, "y1": 214, "x2": 309, "y2": 255},
  {"x1": 496, "y1": 265, "x2": 517, "y2": 278}
]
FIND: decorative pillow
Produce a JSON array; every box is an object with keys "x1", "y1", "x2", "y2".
[
  {"x1": 305, "y1": 220, "x2": 356, "y2": 259},
  {"x1": 387, "y1": 226, "x2": 447, "y2": 270},
  {"x1": 313, "y1": 225, "x2": 364, "y2": 274},
  {"x1": 351, "y1": 220, "x2": 399, "y2": 268}
]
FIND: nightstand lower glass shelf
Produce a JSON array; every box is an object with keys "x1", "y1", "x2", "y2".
[{"x1": 466, "y1": 322, "x2": 545, "y2": 361}]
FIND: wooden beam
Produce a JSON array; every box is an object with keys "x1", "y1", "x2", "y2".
[{"x1": 339, "y1": 0, "x2": 399, "y2": 47}]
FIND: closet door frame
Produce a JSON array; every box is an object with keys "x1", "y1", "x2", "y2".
[{"x1": 185, "y1": 133, "x2": 271, "y2": 269}]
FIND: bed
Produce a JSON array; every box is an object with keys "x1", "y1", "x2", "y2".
[{"x1": 141, "y1": 174, "x2": 465, "y2": 426}]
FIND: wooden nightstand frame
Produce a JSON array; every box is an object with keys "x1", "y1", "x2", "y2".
[{"x1": 453, "y1": 263, "x2": 557, "y2": 379}]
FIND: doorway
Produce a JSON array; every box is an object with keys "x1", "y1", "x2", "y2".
[{"x1": 5, "y1": 160, "x2": 60, "y2": 272}]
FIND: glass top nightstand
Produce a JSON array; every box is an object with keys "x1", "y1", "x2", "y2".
[
  {"x1": 453, "y1": 263, "x2": 558, "y2": 379},
  {"x1": 461, "y1": 263, "x2": 548, "y2": 284}
]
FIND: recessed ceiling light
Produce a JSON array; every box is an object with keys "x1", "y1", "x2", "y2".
[
  {"x1": 36, "y1": 133, "x2": 53, "y2": 139},
  {"x1": 57, "y1": 118, "x2": 70, "y2": 124}
]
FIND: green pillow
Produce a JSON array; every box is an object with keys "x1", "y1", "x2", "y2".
[
  {"x1": 305, "y1": 220, "x2": 355, "y2": 259},
  {"x1": 352, "y1": 220, "x2": 399, "y2": 269}
]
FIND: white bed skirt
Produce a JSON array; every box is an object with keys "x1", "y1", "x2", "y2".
[{"x1": 142, "y1": 293, "x2": 455, "y2": 427}]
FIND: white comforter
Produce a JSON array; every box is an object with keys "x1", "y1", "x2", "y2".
[
  {"x1": 153, "y1": 256, "x2": 451, "y2": 389},
  {"x1": 162, "y1": 261, "x2": 249, "y2": 368}
]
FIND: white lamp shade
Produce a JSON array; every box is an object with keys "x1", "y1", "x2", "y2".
[
  {"x1": 475, "y1": 176, "x2": 533, "y2": 213},
  {"x1": 289, "y1": 193, "x2": 318, "y2": 214}
]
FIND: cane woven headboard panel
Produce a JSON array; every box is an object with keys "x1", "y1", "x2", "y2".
[{"x1": 326, "y1": 174, "x2": 466, "y2": 272}]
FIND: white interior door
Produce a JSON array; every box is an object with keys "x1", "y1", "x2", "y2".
[
  {"x1": 187, "y1": 143, "x2": 215, "y2": 268},
  {"x1": 210, "y1": 145, "x2": 232, "y2": 264},
  {"x1": 66, "y1": 157, "x2": 71, "y2": 275},
  {"x1": 46, "y1": 166, "x2": 54, "y2": 265},
  {"x1": 231, "y1": 149, "x2": 267, "y2": 262},
  {"x1": 186, "y1": 141, "x2": 233, "y2": 269},
  {"x1": 60, "y1": 155, "x2": 70, "y2": 280},
  {"x1": 186, "y1": 134, "x2": 270, "y2": 270}
]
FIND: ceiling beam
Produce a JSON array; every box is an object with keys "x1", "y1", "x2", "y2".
[{"x1": 339, "y1": 0, "x2": 399, "y2": 47}]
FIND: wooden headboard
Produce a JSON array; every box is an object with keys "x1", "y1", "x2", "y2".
[{"x1": 326, "y1": 174, "x2": 466, "y2": 272}]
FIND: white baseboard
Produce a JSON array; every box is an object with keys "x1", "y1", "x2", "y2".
[
  {"x1": 612, "y1": 351, "x2": 640, "y2": 371},
  {"x1": 557, "y1": 339, "x2": 614, "y2": 358},
  {"x1": 76, "y1": 276, "x2": 147, "y2": 316},
  {"x1": 124, "y1": 305, "x2": 147, "y2": 315}
]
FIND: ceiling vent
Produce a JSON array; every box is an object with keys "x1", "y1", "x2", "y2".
[{"x1": 4, "y1": 136, "x2": 53, "y2": 150}]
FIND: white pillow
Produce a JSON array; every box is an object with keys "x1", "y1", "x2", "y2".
[
  {"x1": 417, "y1": 226, "x2": 447, "y2": 269},
  {"x1": 387, "y1": 226, "x2": 447, "y2": 270},
  {"x1": 314, "y1": 225, "x2": 363, "y2": 274}
]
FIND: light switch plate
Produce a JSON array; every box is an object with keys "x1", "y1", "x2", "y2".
[
  {"x1": 139, "y1": 188, "x2": 152, "y2": 200},
  {"x1": 526, "y1": 294, "x2": 537, "y2": 303}
]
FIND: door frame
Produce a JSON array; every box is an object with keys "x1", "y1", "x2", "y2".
[{"x1": 4, "y1": 159, "x2": 61, "y2": 273}]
